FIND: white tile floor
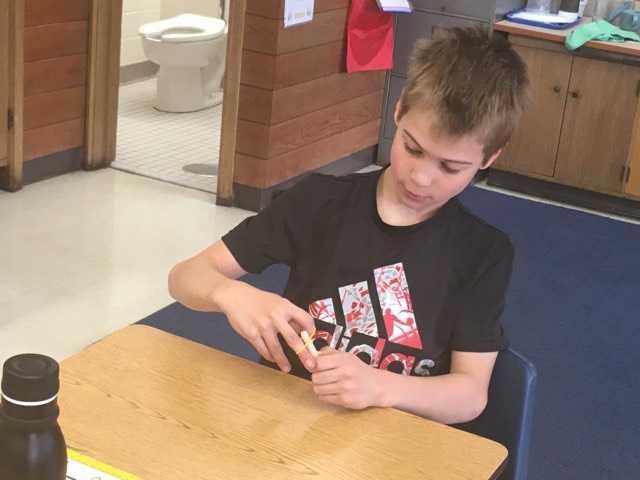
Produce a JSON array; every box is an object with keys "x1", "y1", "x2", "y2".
[
  {"x1": 0, "y1": 169, "x2": 251, "y2": 365},
  {"x1": 112, "y1": 78, "x2": 223, "y2": 193}
]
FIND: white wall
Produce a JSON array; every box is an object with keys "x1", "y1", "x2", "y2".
[
  {"x1": 161, "y1": 0, "x2": 221, "y2": 20},
  {"x1": 120, "y1": 0, "x2": 162, "y2": 66}
]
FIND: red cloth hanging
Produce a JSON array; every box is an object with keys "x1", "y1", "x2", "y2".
[{"x1": 346, "y1": 0, "x2": 394, "y2": 73}]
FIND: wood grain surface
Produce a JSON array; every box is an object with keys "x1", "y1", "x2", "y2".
[
  {"x1": 239, "y1": 71, "x2": 385, "y2": 125},
  {"x1": 237, "y1": 91, "x2": 383, "y2": 158},
  {"x1": 235, "y1": 119, "x2": 380, "y2": 187},
  {"x1": 59, "y1": 325, "x2": 507, "y2": 480}
]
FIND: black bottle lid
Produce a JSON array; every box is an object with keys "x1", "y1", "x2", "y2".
[{"x1": 1, "y1": 354, "x2": 60, "y2": 405}]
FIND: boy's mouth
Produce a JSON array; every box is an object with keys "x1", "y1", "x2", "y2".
[{"x1": 403, "y1": 185, "x2": 430, "y2": 202}]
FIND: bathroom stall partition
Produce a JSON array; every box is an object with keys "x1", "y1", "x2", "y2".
[
  {"x1": 0, "y1": 0, "x2": 121, "y2": 192},
  {"x1": 0, "y1": 0, "x2": 23, "y2": 192}
]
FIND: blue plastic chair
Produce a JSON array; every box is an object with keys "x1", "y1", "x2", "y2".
[{"x1": 455, "y1": 348, "x2": 537, "y2": 480}]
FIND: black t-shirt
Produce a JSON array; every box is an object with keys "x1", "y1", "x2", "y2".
[{"x1": 223, "y1": 169, "x2": 512, "y2": 379}]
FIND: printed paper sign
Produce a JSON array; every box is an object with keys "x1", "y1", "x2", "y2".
[
  {"x1": 376, "y1": 0, "x2": 413, "y2": 13},
  {"x1": 284, "y1": 0, "x2": 314, "y2": 28}
]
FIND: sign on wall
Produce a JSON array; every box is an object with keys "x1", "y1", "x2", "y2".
[{"x1": 284, "y1": 0, "x2": 314, "y2": 28}]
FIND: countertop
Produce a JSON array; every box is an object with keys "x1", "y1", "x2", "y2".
[{"x1": 494, "y1": 18, "x2": 640, "y2": 58}]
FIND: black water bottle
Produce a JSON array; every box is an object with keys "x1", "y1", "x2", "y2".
[{"x1": 0, "y1": 354, "x2": 67, "y2": 480}]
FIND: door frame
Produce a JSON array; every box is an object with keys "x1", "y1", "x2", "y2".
[
  {"x1": 85, "y1": 0, "x2": 122, "y2": 171},
  {"x1": 0, "y1": 0, "x2": 24, "y2": 192},
  {"x1": 86, "y1": 0, "x2": 245, "y2": 205}
]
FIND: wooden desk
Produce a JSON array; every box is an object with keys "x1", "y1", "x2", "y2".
[{"x1": 59, "y1": 325, "x2": 507, "y2": 479}]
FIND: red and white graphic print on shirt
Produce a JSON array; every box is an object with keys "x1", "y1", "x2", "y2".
[
  {"x1": 308, "y1": 298, "x2": 337, "y2": 324},
  {"x1": 339, "y1": 281, "x2": 379, "y2": 338},
  {"x1": 374, "y1": 263, "x2": 423, "y2": 349},
  {"x1": 308, "y1": 297, "x2": 344, "y2": 348},
  {"x1": 308, "y1": 262, "x2": 430, "y2": 376}
]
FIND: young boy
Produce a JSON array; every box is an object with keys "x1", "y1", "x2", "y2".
[{"x1": 168, "y1": 27, "x2": 529, "y2": 425}]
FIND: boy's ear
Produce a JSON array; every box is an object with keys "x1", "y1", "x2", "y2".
[
  {"x1": 394, "y1": 100, "x2": 401, "y2": 126},
  {"x1": 481, "y1": 148, "x2": 503, "y2": 170}
]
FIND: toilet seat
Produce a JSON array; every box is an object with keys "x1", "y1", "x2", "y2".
[{"x1": 139, "y1": 14, "x2": 226, "y2": 43}]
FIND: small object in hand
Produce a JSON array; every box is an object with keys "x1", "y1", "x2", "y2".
[{"x1": 300, "y1": 330, "x2": 319, "y2": 357}]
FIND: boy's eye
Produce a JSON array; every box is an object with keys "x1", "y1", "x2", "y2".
[
  {"x1": 403, "y1": 143, "x2": 422, "y2": 156},
  {"x1": 440, "y1": 162, "x2": 461, "y2": 174}
]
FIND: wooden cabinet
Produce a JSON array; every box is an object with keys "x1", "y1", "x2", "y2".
[
  {"x1": 495, "y1": 44, "x2": 572, "y2": 177},
  {"x1": 555, "y1": 57, "x2": 640, "y2": 194},
  {"x1": 496, "y1": 36, "x2": 640, "y2": 199},
  {"x1": 625, "y1": 101, "x2": 640, "y2": 198}
]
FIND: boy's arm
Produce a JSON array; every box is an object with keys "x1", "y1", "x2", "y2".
[
  {"x1": 379, "y1": 350, "x2": 497, "y2": 424},
  {"x1": 311, "y1": 349, "x2": 496, "y2": 424},
  {"x1": 168, "y1": 240, "x2": 317, "y2": 373},
  {"x1": 168, "y1": 240, "x2": 247, "y2": 312}
]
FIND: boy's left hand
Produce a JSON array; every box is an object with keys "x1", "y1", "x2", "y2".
[{"x1": 311, "y1": 348, "x2": 384, "y2": 410}]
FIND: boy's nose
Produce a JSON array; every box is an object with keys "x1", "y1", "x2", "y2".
[{"x1": 410, "y1": 167, "x2": 434, "y2": 189}]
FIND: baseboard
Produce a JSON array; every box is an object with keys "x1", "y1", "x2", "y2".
[
  {"x1": 23, "y1": 148, "x2": 85, "y2": 185},
  {"x1": 233, "y1": 145, "x2": 378, "y2": 212},
  {"x1": 0, "y1": 148, "x2": 85, "y2": 190},
  {"x1": 120, "y1": 61, "x2": 158, "y2": 85},
  {"x1": 487, "y1": 169, "x2": 640, "y2": 221}
]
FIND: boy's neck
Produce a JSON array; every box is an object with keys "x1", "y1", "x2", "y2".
[{"x1": 376, "y1": 169, "x2": 442, "y2": 227}]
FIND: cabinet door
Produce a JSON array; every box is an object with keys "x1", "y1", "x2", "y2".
[
  {"x1": 556, "y1": 57, "x2": 640, "y2": 194},
  {"x1": 624, "y1": 99, "x2": 640, "y2": 198},
  {"x1": 0, "y1": 0, "x2": 8, "y2": 167},
  {"x1": 495, "y1": 45, "x2": 572, "y2": 177}
]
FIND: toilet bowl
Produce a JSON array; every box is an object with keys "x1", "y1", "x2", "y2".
[{"x1": 139, "y1": 14, "x2": 227, "y2": 113}]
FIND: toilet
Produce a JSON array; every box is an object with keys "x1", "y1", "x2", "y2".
[{"x1": 139, "y1": 14, "x2": 227, "y2": 113}]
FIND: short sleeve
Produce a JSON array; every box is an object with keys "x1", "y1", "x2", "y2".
[
  {"x1": 448, "y1": 237, "x2": 514, "y2": 352},
  {"x1": 222, "y1": 176, "x2": 316, "y2": 274}
]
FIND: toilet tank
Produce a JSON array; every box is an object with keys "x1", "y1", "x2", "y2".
[{"x1": 161, "y1": 0, "x2": 224, "y2": 20}]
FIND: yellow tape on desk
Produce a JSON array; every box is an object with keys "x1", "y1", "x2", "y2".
[{"x1": 67, "y1": 449, "x2": 141, "y2": 480}]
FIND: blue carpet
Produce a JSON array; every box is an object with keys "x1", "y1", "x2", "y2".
[{"x1": 139, "y1": 186, "x2": 640, "y2": 480}]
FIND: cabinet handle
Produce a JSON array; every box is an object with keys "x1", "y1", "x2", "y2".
[
  {"x1": 553, "y1": 86, "x2": 561, "y2": 93},
  {"x1": 621, "y1": 165, "x2": 627, "y2": 183},
  {"x1": 626, "y1": 166, "x2": 632, "y2": 184},
  {"x1": 570, "y1": 91, "x2": 581, "y2": 99}
]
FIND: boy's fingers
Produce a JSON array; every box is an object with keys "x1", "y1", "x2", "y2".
[
  {"x1": 289, "y1": 304, "x2": 315, "y2": 333},
  {"x1": 276, "y1": 320, "x2": 316, "y2": 370},
  {"x1": 277, "y1": 319, "x2": 307, "y2": 355},
  {"x1": 314, "y1": 353, "x2": 346, "y2": 374},
  {"x1": 313, "y1": 382, "x2": 341, "y2": 396},
  {"x1": 251, "y1": 337, "x2": 274, "y2": 363},
  {"x1": 263, "y1": 330, "x2": 291, "y2": 373},
  {"x1": 311, "y1": 369, "x2": 340, "y2": 385}
]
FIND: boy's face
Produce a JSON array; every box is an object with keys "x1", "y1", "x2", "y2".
[{"x1": 388, "y1": 103, "x2": 501, "y2": 217}]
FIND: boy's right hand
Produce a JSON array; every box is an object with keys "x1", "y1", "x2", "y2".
[{"x1": 214, "y1": 280, "x2": 317, "y2": 373}]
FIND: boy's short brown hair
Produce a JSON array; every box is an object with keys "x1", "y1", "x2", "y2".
[{"x1": 397, "y1": 27, "x2": 530, "y2": 163}]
